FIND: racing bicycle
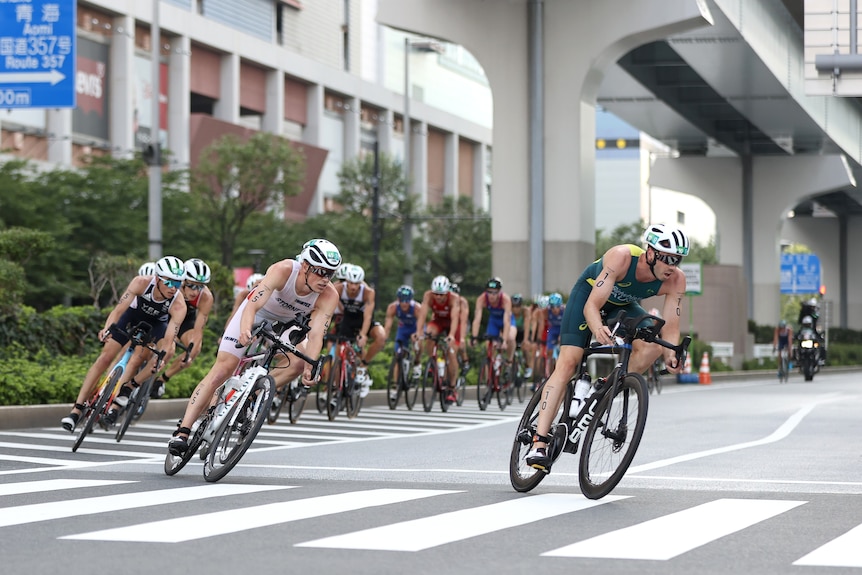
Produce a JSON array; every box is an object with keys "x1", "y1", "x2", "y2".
[
  {"x1": 387, "y1": 339, "x2": 420, "y2": 410},
  {"x1": 509, "y1": 311, "x2": 690, "y2": 499},
  {"x1": 476, "y1": 335, "x2": 513, "y2": 411}
]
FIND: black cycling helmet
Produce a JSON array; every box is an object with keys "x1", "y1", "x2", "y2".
[
  {"x1": 396, "y1": 285, "x2": 413, "y2": 302},
  {"x1": 486, "y1": 277, "x2": 502, "y2": 290}
]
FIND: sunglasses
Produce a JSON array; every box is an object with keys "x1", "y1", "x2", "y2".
[
  {"x1": 308, "y1": 265, "x2": 335, "y2": 279},
  {"x1": 184, "y1": 283, "x2": 204, "y2": 291},
  {"x1": 160, "y1": 277, "x2": 182, "y2": 288},
  {"x1": 486, "y1": 289, "x2": 500, "y2": 296},
  {"x1": 654, "y1": 252, "x2": 682, "y2": 267}
]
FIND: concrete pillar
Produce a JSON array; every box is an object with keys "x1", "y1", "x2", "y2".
[
  {"x1": 751, "y1": 155, "x2": 853, "y2": 325},
  {"x1": 473, "y1": 142, "x2": 488, "y2": 212},
  {"x1": 46, "y1": 109, "x2": 72, "y2": 165},
  {"x1": 168, "y1": 35, "x2": 191, "y2": 169},
  {"x1": 214, "y1": 52, "x2": 239, "y2": 124},
  {"x1": 344, "y1": 96, "x2": 360, "y2": 160},
  {"x1": 263, "y1": 68, "x2": 284, "y2": 136},
  {"x1": 377, "y1": 109, "x2": 394, "y2": 156},
  {"x1": 304, "y1": 83, "x2": 324, "y2": 213},
  {"x1": 412, "y1": 120, "x2": 428, "y2": 205},
  {"x1": 378, "y1": 0, "x2": 712, "y2": 297},
  {"x1": 110, "y1": 14, "x2": 135, "y2": 158},
  {"x1": 444, "y1": 132, "x2": 458, "y2": 202}
]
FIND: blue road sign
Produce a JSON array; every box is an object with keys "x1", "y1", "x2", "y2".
[
  {"x1": 780, "y1": 253, "x2": 821, "y2": 295},
  {"x1": 0, "y1": 0, "x2": 76, "y2": 108}
]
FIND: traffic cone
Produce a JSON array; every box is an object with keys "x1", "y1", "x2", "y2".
[
  {"x1": 683, "y1": 352, "x2": 692, "y2": 374},
  {"x1": 698, "y1": 351, "x2": 712, "y2": 384}
]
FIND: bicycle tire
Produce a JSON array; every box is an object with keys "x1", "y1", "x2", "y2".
[
  {"x1": 203, "y1": 374, "x2": 275, "y2": 482},
  {"x1": 454, "y1": 375, "x2": 465, "y2": 407},
  {"x1": 115, "y1": 385, "x2": 142, "y2": 443},
  {"x1": 421, "y1": 361, "x2": 437, "y2": 412},
  {"x1": 267, "y1": 383, "x2": 289, "y2": 425},
  {"x1": 345, "y1": 375, "x2": 362, "y2": 419},
  {"x1": 509, "y1": 385, "x2": 561, "y2": 493},
  {"x1": 496, "y1": 368, "x2": 509, "y2": 411},
  {"x1": 386, "y1": 357, "x2": 401, "y2": 410},
  {"x1": 315, "y1": 355, "x2": 332, "y2": 413},
  {"x1": 288, "y1": 384, "x2": 307, "y2": 424},
  {"x1": 477, "y1": 358, "x2": 493, "y2": 411},
  {"x1": 578, "y1": 372, "x2": 649, "y2": 500},
  {"x1": 132, "y1": 374, "x2": 155, "y2": 422},
  {"x1": 404, "y1": 357, "x2": 419, "y2": 410},
  {"x1": 72, "y1": 367, "x2": 122, "y2": 453},
  {"x1": 439, "y1": 378, "x2": 451, "y2": 413},
  {"x1": 326, "y1": 358, "x2": 342, "y2": 421},
  {"x1": 655, "y1": 370, "x2": 663, "y2": 394},
  {"x1": 164, "y1": 410, "x2": 210, "y2": 476}
]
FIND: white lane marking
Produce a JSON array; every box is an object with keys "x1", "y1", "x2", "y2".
[
  {"x1": 627, "y1": 394, "x2": 842, "y2": 474},
  {"x1": 544, "y1": 498, "x2": 805, "y2": 560},
  {"x1": 298, "y1": 493, "x2": 627, "y2": 551},
  {"x1": 0, "y1": 483, "x2": 290, "y2": 527},
  {"x1": 0, "y1": 479, "x2": 135, "y2": 497},
  {"x1": 795, "y1": 524, "x2": 862, "y2": 567},
  {"x1": 0, "y1": 440, "x2": 162, "y2": 458},
  {"x1": 62, "y1": 488, "x2": 456, "y2": 542}
]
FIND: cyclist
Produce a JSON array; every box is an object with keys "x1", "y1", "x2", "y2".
[
  {"x1": 773, "y1": 319, "x2": 793, "y2": 372},
  {"x1": 61, "y1": 256, "x2": 187, "y2": 432},
  {"x1": 527, "y1": 295, "x2": 549, "y2": 390},
  {"x1": 413, "y1": 275, "x2": 461, "y2": 402},
  {"x1": 138, "y1": 261, "x2": 156, "y2": 278},
  {"x1": 535, "y1": 292, "x2": 565, "y2": 360},
  {"x1": 227, "y1": 273, "x2": 264, "y2": 325},
  {"x1": 382, "y1": 285, "x2": 423, "y2": 390},
  {"x1": 148, "y1": 258, "x2": 215, "y2": 400},
  {"x1": 168, "y1": 239, "x2": 342, "y2": 455},
  {"x1": 450, "y1": 283, "x2": 471, "y2": 375},
  {"x1": 511, "y1": 293, "x2": 532, "y2": 379},
  {"x1": 332, "y1": 263, "x2": 385, "y2": 398},
  {"x1": 471, "y1": 277, "x2": 517, "y2": 364},
  {"x1": 525, "y1": 223, "x2": 688, "y2": 472}
]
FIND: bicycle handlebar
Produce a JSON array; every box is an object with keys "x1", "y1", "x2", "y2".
[
  {"x1": 592, "y1": 310, "x2": 692, "y2": 369},
  {"x1": 236, "y1": 321, "x2": 324, "y2": 380}
]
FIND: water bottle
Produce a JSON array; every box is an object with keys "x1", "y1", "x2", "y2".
[
  {"x1": 569, "y1": 374, "x2": 592, "y2": 417},
  {"x1": 493, "y1": 355, "x2": 502, "y2": 375},
  {"x1": 437, "y1": 357, "x2": 446, "y2": 377}
]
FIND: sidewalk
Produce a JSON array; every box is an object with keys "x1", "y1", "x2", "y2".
[{"x1": 3, "y1": 366, "x2": 859, "y2": 431}]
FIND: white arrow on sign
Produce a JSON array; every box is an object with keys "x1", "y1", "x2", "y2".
[{"x1": 0, "y1": 69, "x2": 65, "y2": 85}]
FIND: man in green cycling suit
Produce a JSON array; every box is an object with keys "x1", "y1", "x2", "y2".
[{"x1": 526, "y1": 223, "x2": 689, "y2": 472}]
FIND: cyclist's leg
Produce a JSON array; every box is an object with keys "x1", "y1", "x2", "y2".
[{"x1": 62, "y1": 338, "x2": 126, "y2": 431}]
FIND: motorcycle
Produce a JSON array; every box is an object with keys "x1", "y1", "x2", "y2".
[{"x1": 795, "y1": 327, "x2": 822, "y2": 382}]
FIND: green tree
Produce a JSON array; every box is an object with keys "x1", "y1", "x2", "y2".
[{"x1": 189, "y1": 132, "x2": 306, "y2": 267}]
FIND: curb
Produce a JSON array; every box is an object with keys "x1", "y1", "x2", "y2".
[{"x1": 4, "y1": 366, "x2": 859, "y2": 431}]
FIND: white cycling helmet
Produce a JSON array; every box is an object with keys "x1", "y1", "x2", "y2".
[
  {"x1": 299, "y1": 239, "x2": 342, "y2": 270},
  {"x1": 184, "y1": 258, "x2": 211, "y2": 284},
  {"x1": 345, "y1": 264, "x2": 365, "y2": 283},
  {"x1": 155, "y1": 256, "x2": 185, "y2": 281},
  {"x1": 138, "y1": 261, "x2": 156, "y2": 276},
  {"x1": 431, "y1": 275, "x2": 451, "y2": 294},
  {"x1": 643, "y1": 223, "x2": 690, "y2": 257},
  {"x1": 335, "y1": 263, "x2": 351, "y2": 282},
  {"x1": 537, "y1": 295, "x2": 550, "y2": 310},
  {"x1": 246, "y1": 273, "x2": 265, "y2": 291}
]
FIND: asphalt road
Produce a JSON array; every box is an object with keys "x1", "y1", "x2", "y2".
[{"x1": 2, "y1": 371, "x2": 862, "y2": 575}]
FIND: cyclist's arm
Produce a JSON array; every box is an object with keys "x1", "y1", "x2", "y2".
[
  {"x1": 239, "y1": 260, "x2": 289, "y2": 344},
  {"x1": 303, "y1": 285, "x2": 339, "y2": 381},
  {"x1": 185, "y1": 288, "x2": 213, "y2": 361},
  {"x1": 471, "y1": 295, "x2": 485, "y2": 339},
  {"x1": 100, "y1": 276, "x2": 148, "y2": 339},
  {"x1": 414, "y1": 292, "x2": 431, "y2": 337},
  {"x1": 447, "y1": 294, "x2": 459, "y2": 339},
  {"x1": 360, "y1": 285, "x2": 375, "y2": 339},
  {"x1": 382, "y1": 301, "x2": 397, "y2": 340},
  {"x1": 657, "y1": 268, "x2": 687, "y2": 371},
  {"x1": 160, "y1": 296, "x2": 187, "y2": 365},
  {"x1": 584, "y1": 245, "x2": 631, "y2": 344}
]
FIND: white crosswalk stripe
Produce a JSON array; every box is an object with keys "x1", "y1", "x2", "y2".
[
  {"x1": 63, "y1": 488, "x2": 457, "y2": 542},
  {"x1": 543, "y1": 498, "x2": 806, "y2": 560},
  {"x1": 4, "y1": 477, "x2": 862, "y2": 567}
]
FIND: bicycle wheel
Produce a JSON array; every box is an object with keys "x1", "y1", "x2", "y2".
[
  {"x1": 386, "y1": 356, "x2": 401, "y2": 410},
  {"x1": 132, "y1": 374, "x2": 154, "y2": 422},
  {"x1": 345, "y1": 373, "x2": 362, "y2": 419},
  {"x1": 72, "y1": 367, "x2": 122, "y2": 453},
  {"x1": 578, "y1": 372, "x2": 649, "y2": 500},
  {"x1": 496, "y1": 368, "x2": 510, "y2": 411},
  {"x1": 509, "y1": 386, "x2": 564, "y2": 493},
  {"x1": 454, "y1": 374, "x2": 465, "y2": 407},
  {"x1": 288, "y1": 383, "x2": 308, "y2": 424},
  {"x1": 655, "y1": 369, "x2": 663, "y2": 394},
  {"x1": 404, "y1": 357, "x2": 419, "y2": 411},
  {"x1": 315, "y1": 356, "x2": 332, "y2": 413},
  {"x1": 203, "y1": 374, "x2": 275, "y2": 482},
  {"x1": 267, "y1": 382, "x2": 290, "y2": 424},
  {"x1": 115, "y1": 384, "x2": 144, "y2": 443},
  {"x1": 439, "y1": 378, "x2": 451, "y2": 413},
  {"x1": 421, "y1": 361, "x2": 438, "y2": 412},
  {"x1": 476, "y1": 358, "x2": 493, "y2": 411},
  {"x1": 326, "y1": 358, "x2": 342, "y2": 421},
  {"x1": 515, "y1": 353, "x2": 526, "y2": 403},
  {"x1": 164, "y1": 410, "x2": 210, "y2": 476}
]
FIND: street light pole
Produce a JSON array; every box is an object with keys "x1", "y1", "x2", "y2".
[
  {"x1": 403, "y1": 38, "x2": 414, "y2": 287},
  {"x1": 147, "y1": 0, "x2": 162, "y2": 260}
]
